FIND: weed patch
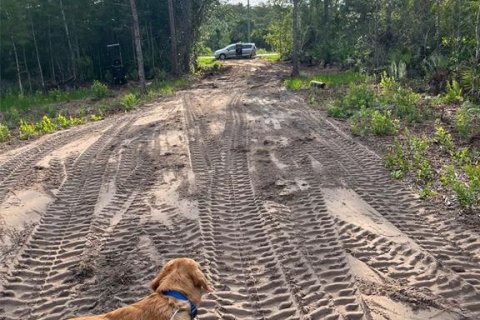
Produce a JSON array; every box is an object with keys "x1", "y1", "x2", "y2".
[
  {"x1": 0, "y1": 123, "x2": 10, "y2": 142},
  {"x1": 285, "y1": 72, "x2": 366, "y2": 91},
  {"x1": 434, "y1": 122, "x2": 454, "y2": 153},
  {"x1": 91, "y1": 80, "x2": 109, "y2": 100},
  {"x1": 350, "y1": 108, "x2": 397, "y2": 137},
  {"x1": 441, "y1": 164, "x2": 480, "y2": 210},
  {"x1": 455, "y1": 101, "x2": 480, "y2": 139},
  {"x1": 121, "y1": 93, "x2": 140, "y2": 111},
  {"x1": 37, "y1": 115, "x2": 57, "y2": 134},
  {"x1": 328, "y1": 84, "x2": 376, "y2": 119},
  {"x1": 260, "y1": 53, "x2": 281, "y2": 62},
  {"x1": 19, "y1": 120, "x2": 38, "y2": 140}
]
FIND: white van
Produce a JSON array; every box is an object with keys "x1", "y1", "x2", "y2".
[{"x1": 214, "y1": 43, "x2": 257, "y2": 60}]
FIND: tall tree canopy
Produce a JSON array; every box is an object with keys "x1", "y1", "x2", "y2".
[{"x1": 0, "y1": 0, "x2": 217, "y2": 93}]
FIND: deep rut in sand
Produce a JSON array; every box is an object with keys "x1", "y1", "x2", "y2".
[{"x1": 1, "y1": 60, "x2": 479, "y2": 320}]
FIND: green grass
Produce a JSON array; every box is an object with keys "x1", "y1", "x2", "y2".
[
  {"x1": 0, "y1": 89, "x2": 93, "y2": 114},
  {"x1": 259, "y1": 53, "x2": 281, "y2": 62},
  {"x1": 0, "y1": 73, "x2": 192, "y2": 144},
  {"x1": 285, "y1": 71, "x2": 367, "y2": 91},
  {"x1": 285, "y1": 78, "x2": 304, "y2": 91},
  {"x1": 197, "y1": 56, "x2": 217, "y2": 67},
  {"x1": 197, "y1": 56, "x2": 224, "y2": 71},
  {"x1": 147, "y1": 77, "x2": 192, "y2": 99},
  {"x1": 256, "y1": 48, "x2": 270, "y2": 54}
]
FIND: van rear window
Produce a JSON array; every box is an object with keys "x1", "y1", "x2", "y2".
[{"x1": 243, "y1": 44, "x2": 253, "y2": 49}]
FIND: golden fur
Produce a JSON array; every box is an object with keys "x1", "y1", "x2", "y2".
[{"x1": 69, "y1": 258, "x2": 212, "y2": 320}]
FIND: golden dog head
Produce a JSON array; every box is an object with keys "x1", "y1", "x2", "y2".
[{"x1": 151, "y1": 258, "x2": 212, "y2": 305}]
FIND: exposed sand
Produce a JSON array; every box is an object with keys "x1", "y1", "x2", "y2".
[{"x1": 0, "y1": 59, "x2": 479, "y2": 320}]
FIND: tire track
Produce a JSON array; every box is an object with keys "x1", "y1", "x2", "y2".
[
  {"x1": 65, "y1": 102, "x2": 194, "y2": 318},
  {"x1": 0, "y1": 115, "x2": 139, "y2": 320},
  {"x1": 283, "y1": 102, "x2": 480, "y2": 317},
  {"x1": 184, "y1": 92, "x2": 366, "y2": 319},
  {"x1": 0, "y1": 119, "x2": 115, "y2": 203}
]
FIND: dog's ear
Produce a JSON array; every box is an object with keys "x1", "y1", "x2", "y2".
[
  {"x1": 189, "y1": 265, "x2": 213, "y2": 292},
  {"x1": 151, "y1": 260, "x2": 176, "y2": 292}
]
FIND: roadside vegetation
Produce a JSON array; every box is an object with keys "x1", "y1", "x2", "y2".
[
  {"x1": 274, "y1": 0, "x2": 480, "y2": 214},
  {"x1": 197, "y1": 56, "x2": 224, "y2": 73},
  {"x1": 288, "y1": 69, "x2": 480, "y2": 213},
  {"x1": 285, "y1": 72, "x2": 367, "y2": 91},
  {"x1": 0, "y1": 77, "x2": 190, "y2": 144}
]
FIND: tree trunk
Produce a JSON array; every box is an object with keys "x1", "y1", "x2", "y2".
[
  {"x1": 247, "y1": 0, "x2": 251, "y2": 42},
  {"x1": 23, "y1": 46, "x2": 33, "y2": 93},
  {"x1": 31, "y1": 16, "x2": 45, "y2": 91},
  {"x1": 11, "y1": 38, "x2": 24, "y2": 96},
  {"x1": 59, "y1": 0, "x2": 76, "y2": 80},
  {"x1": 382, "y1": 0, "x2": 396, "y2": 58},
  {"x1": 292, "y1": 0, "x2": 300, "y2": 76},
  {"x1": 129, "y1": 0, "x2": 146, "y2": 93},
  {"x1": 167, "y1": 0, "x2": 178, "y2": 75},
  {"x1": 324, "y1": 0, "x2": 330, "y2": 26},
  {"x1": 49, "y1": 21, "x2": 56, "y2": 83},
  {"x1": 149, "y1": 22, "x2": 155, "y2": 71},
  {"x1": 435, "y1": 0, "x2": 442, "y2": 49},
  {"x1": 476, "y1": 5, "x2": 480, "y2": 63}
]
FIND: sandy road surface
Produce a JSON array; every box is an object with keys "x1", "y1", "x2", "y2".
[{"x1": 1, "y1": 60, "x2": 480, "y2": 320}]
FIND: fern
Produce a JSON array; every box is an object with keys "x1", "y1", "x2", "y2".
[{"x1": 443, "y1": 80, "x2": 463, "y2": 104}]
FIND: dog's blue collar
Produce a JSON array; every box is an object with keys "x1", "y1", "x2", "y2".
[{"x1": 163, "y1": 290, "x2": 198, "y2": 318}]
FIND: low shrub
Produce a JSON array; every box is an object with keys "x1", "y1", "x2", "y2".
[
  {"x1": 90, "y1": 114, "x2": 103, "y2": 122},
  {"x1": 19, "y1": 120, "x2": 37, "y2": 140},
  {"x1": 453, "y1": 147, "x2": 479, "y2": 166},
  {"x1": 385, "y1": 132, "x2": 433, "y2": 184},
  {"x1": 37, "y1": 115, "x2": 57, "y2": 134},
  {"x1": 56, "y1": 114, "x2": 71, "y2": 128},
  {"x1": 379, "y1": 72, "x2": 398, "y2": 93},
  {"x1": 387, "y1": 87, "x2": 422, "y2": 123},
  {"x1": 69, "y1": 116, "x2": 86, "y2": 126},
  {"x1": 121, "y1": 93, "x2": 140, "y2": 111},
  {"x1": 434, "y1": 122, "x2": 454, "y2": 152},
  {"x1": 0, "y1": 123, "x2": 10, "y2": 142},
  {"x1": 91, "y1": 80, "x2": 109, "y2": 99},
  {"x1": 371, "y1": 110, "x2": 398, "y2": 136},
  {"x1": 443, "y1": 80, "x2": 463, "y2": 105},
  {"x1": 350, "y1": 107, "x2": 397, "y2": 136},
  {"x1": 350, "y1": 107, "x2": 372, "y2": 136},
  {"x1": 441, "y1": 164, "x2": 480, "y2": 210},
  {"x1": 385, "y1": 138, "x2": 410, "y2": 175},
  {"x1": 419, "y1": 184, "x2": 437, "y2": 199},
  {"x1": 329, "y1": 84, "x2": 376, "y2": 119},
  {"x1": 455, "y1": 101, "x2": 480, "y2": 139}
]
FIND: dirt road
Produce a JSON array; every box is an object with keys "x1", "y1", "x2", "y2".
[{"x1": 1, "y1": 60, "x2": 480, "y2": 320}]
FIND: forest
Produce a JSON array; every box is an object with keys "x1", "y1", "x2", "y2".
[
  {"x1": 0, "y1": 0, "x2": 217, "y2": 94},
  {"x1": 0, "y1": 0, "x2": 478, "y2": 100}
]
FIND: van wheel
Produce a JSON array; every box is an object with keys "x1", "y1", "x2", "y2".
[{"x1": 219, "y1": 54, "x2": 226, "y2": 60}]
